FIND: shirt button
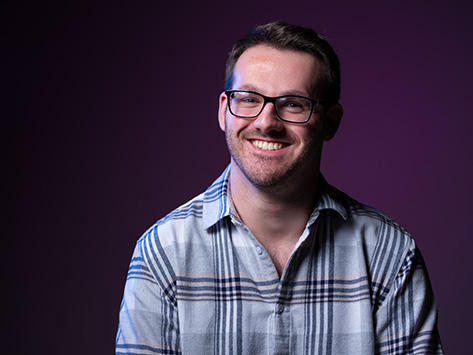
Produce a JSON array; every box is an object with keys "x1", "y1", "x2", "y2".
[
  {"x1": 276, "y1": 303, "x2": 284, "y2": 314},
  {"x1": 256, "y1": 247, "x2": 263, "y2": 255}
]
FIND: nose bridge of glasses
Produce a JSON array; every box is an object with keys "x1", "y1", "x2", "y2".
[{"x1": 259, "y1": 95, "x2": 281, "y2": 119}]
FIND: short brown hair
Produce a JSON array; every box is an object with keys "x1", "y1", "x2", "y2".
[{"x1": 224, "y1": 22, "x2": 341, "y2": 104}]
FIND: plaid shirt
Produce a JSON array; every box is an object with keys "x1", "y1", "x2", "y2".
[{"x1": 116, "y1": 166, "x2": 443, "y2": 354}]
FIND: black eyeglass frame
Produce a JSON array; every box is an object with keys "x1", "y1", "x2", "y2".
[{"x1": 224, "y1": 90, "x2": 326, "y2": 124}]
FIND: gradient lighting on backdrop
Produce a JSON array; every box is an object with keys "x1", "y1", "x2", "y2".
[{"x1": 7, "y1": 1, "x2": 473, "y2": 354}]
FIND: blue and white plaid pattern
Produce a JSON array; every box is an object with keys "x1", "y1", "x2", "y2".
[{"x1": 116, "y1": 166, "x2": 442, "y2": 354}]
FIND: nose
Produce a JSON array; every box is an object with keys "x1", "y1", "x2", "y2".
[{"x1": 254, "y1": 102, "x2": 284, "y2": 133}]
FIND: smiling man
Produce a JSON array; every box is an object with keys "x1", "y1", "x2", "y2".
[{"x1": 116, "y1": 22, "x2": 443, "y2": 354}]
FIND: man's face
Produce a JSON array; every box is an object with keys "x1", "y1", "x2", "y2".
[{"x1": 218, "y1": 44, "x2": 340, "y2": 190}]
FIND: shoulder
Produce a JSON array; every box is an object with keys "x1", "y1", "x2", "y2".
[
  {"x1": 138, "y1": 191, "x2": 207, "y2": 248},
  {"x1": 135, "y1": 168, "x2": 231, "y2": 273},
  {"x1": 131, "y1": 191, "x2": 211, "y2": 291},
  {"x1": 326, "y1": 183, "x2": 411, "y2": 238},
  {"x1": 324, "y1": 183, "x2": 422, "y2": 304},
  {"x1": 141, "y1": 166, "x2": 231, "y2": 243},
  {"x1": 323, "y1": 183, "x2": 414, "y2": 266}
]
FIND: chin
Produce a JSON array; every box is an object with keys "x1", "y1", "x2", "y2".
[{"x1": 243, "y1": 164, "x2": 304, "y2": 189}]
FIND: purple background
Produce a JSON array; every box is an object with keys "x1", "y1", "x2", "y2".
[{"x1": 7, "y1": 0, "x2": 472, "y2": 353}]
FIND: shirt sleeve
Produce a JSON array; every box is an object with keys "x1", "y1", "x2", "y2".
[
  {"x1": 116, "y1": 239, "x2": 181, "y2": 355},
  {"x1": 374, "y1": 240, "x2": 443, "y2": 354}
]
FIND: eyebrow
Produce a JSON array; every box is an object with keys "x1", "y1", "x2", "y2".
[{"x1": 239, "y1": 84, "x2": 311, "y2": 98}]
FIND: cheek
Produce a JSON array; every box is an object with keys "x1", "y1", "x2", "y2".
[
  {"x1": 291, "y1": 124, "x2": 325, "y2": 150},
  {"x1": 306, "y1": 116, "x2": 326, "y2": 138},
  {"x1": 226, "y1": 115, "x2": 250, "y2": 136},
  {"x1": 293, "y1": 124, "x2": 320, "y2": 141}
]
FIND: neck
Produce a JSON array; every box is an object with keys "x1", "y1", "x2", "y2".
[{"x1": 229, "y1": 163, "x2": 319, "y2": 246}]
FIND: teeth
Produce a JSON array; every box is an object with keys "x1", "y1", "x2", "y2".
[{"x1": 252, "y1": 140, "x2": 284, "y2": 151}]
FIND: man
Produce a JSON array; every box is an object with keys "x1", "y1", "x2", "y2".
[{"x1": 116, "y1": 22, "x2": 443, "y2": 354}]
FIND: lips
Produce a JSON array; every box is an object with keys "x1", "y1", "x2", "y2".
[{"x1": 251, "y1": 139, "x2": 286, "y2": 151}]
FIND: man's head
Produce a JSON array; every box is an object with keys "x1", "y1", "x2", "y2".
[
  {"x1": 218, "y1": 22, "x2": 343, "y2": 192},
  {"x1": 224, "y1": 22, "x2": 341, "y2": 105}
]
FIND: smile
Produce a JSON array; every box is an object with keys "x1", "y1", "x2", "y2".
[{"x1": 251, "y1": 140, "x2": 286, "y2": 151}]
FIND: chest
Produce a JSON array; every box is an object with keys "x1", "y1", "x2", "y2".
[
  {"x1": 173, "y1": 220, "x2": 376, "y2": 353},
  {"x1": 262, "y1": 242, "x2": 296, "y2": 277}
]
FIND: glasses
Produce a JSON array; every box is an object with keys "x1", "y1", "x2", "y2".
[{"x1": 225, "y1": 90, "x2": 325, "y2": 124}]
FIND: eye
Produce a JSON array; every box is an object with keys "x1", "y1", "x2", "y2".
[
  {"x1": 234, "y1": 93, "x2": 262, "y2": 106},
  {"x1": 278, "y1": 97, "x2": 309, "y2": 112},
  {"x1": 286, "y1": 101, "x2": 303, "y2": 109}
]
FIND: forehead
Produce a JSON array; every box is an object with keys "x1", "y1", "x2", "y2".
[{"x1": 232, "y1": 45, "x2": 321, "y2": 96}]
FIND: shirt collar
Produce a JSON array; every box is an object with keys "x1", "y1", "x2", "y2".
[
  {"x1": 202, "y1": 165, "x2": 232, "y2": 229},
  {"x1": 307, "y1": 175, "x2": 348, "y2": 225},
  {"x1": 202, "y1": 165, "x2": 348, "y2": 229}
]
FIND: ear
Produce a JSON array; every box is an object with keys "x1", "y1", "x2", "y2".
[
  {"x1": 323, "y1": 103, "x2": 343, "y2": 141},
  {"x1": 218, "y1": 92, "x2": 227, "y2": 132}
]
